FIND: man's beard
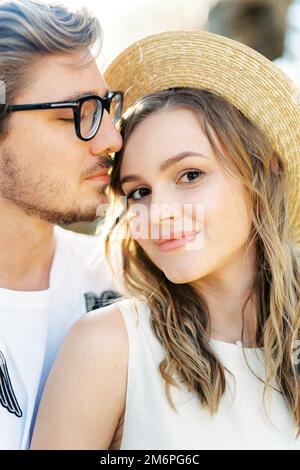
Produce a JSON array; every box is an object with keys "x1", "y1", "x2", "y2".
[{"x1": 0, "y1": 147, "x2": 108, "y2": 225}]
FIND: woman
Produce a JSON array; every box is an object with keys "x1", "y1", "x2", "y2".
[{"x1": 31, "y1": 31, "x2": 300, "y2": 450}]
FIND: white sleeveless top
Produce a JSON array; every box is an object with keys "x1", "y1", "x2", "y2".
[{"x1": 115, "y1": 298, "x2": 300, "y2": 450}]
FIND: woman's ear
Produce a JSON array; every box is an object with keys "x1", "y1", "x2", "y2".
[{"x1": 271, "y1": 152, "x2": 281, "y2": 176}]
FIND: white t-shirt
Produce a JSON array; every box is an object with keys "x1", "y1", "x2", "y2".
[
  {"x1": 0, "y1": 225, "x2": 119, "y2": 450},
  {"x1": 116, "y1": 298, "x2": 300, "y2": 450}
]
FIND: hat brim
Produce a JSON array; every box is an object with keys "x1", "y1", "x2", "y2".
[{"x1": 104, "y1": 30, "x2": 300, "y2": 244}]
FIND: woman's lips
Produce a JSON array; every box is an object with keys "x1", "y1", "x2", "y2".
[{"x1": 156, "y1": 231, "x2": 200, "y2": 252}]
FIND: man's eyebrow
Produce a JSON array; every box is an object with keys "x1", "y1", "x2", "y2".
[
  {"x1": 120, "y1": 151, "x2": 210, "y2": 186},
  {"x1": 59, "y1": 89, "x2": 109, "y2": 101}
]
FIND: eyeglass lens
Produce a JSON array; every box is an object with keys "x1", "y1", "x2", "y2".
[
  {"x1": 79, "y1": 94, "x2": 123, "y2": 139},
  {"x1": 80, "y1": 98, "x2": 101, "y2": 139}
]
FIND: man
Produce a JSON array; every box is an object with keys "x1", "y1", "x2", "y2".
[{"x1": 0, "y1": 0, "x2": 122, "y2": 449}]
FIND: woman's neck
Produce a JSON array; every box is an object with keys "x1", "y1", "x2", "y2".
[{"x1": 192, "y1": 245, "x2": 258, "y2": 345}]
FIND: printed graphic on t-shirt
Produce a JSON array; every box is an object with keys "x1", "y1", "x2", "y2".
[
  {"x1": 84, "y1": 290, "x2": 121, "y2": 312},
  {"x1": 0, "y1": 351, "x2": 22, "y2": 418}
]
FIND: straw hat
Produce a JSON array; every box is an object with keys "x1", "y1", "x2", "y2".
[{"x1": 104, "y1": 30, "x2": 300, "y2": 245}]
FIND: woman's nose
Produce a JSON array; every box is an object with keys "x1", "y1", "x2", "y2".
[{"x1": 150, "y1": 201, "x2": 182, "y2": 225}]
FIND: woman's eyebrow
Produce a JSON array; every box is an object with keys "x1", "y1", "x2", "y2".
[
  {"x1": 120, "y1": 151, "x2": 210, "y2": 186},
  {"x1": 160, "y1": 151, "x2": 210, "y2": 171}
]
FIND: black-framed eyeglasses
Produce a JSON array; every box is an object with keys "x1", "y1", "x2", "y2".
[{"x1": 0, "y1": 91, "x2": 123, "y2": 141}]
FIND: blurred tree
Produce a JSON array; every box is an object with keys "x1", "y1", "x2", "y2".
[
  {"x1": 62, "y1": 219, "x2": 101, "y2": 235},
  {"x1": 207, "y1": 0, "x2": 292, "y2": 60}
]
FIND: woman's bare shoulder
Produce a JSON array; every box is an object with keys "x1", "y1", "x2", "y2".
[
  {"x1": 65, "y1": 300, "x2": 129, "y2": 359},
  {"x1": 31, "y1": 301, "x2": 129, "y2": 449}
]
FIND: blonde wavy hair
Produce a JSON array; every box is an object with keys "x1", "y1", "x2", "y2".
[
  {"x1": 105, "y1": 88, "x2": 300, "y2": 435},
  {"x1": 0, "y1": 0, "x2": 101, "y2": 136}
]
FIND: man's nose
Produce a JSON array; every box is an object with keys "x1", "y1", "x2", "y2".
[{"x1": 89, "y1": 110, "x2": 122, "y2": 156}]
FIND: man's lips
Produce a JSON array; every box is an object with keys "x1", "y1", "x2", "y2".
[{"x1": 85, "y1": 170, "x2": 111, "y2": 183}]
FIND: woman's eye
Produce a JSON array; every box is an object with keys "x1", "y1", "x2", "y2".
[
  {"x1": 177, "y1": 170, "x2": 204, "y2": 184},
  {"x1": 127, "y1": 187, "x2": 151, "y2": 201}
]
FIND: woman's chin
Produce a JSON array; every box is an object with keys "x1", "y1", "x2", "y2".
[{"x1": 163, "y1": 268, "x2": 202, "y2": 285}]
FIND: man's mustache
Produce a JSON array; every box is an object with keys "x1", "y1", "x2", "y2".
[{"x1": 82, "y1": 155, "x2": 113, "y2": 180}]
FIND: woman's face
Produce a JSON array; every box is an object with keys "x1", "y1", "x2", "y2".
[{"x1": 120, "y1": 107, "x2": 253, "y2": 284}]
